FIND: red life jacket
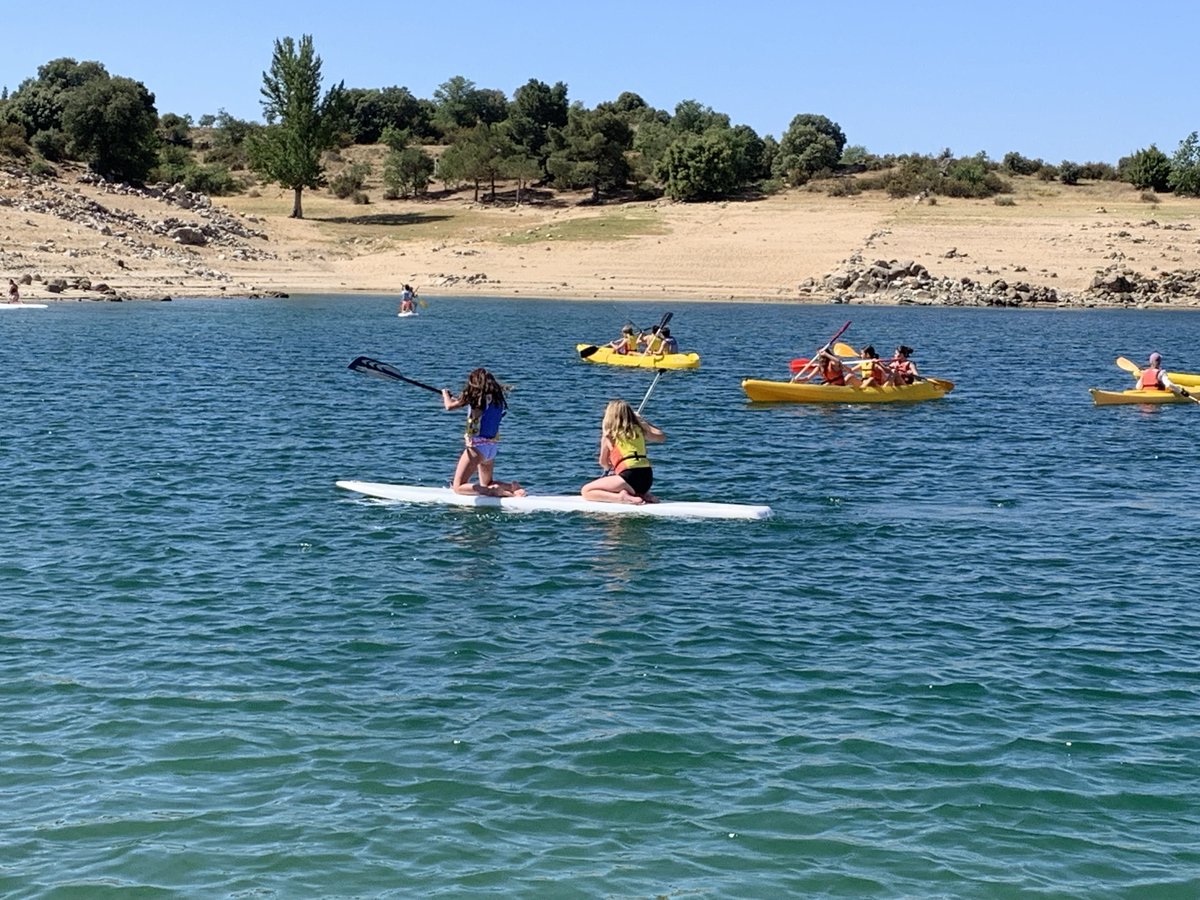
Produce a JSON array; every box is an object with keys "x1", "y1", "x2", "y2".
[
  {"x1": 1139, "y1": 369, "x2": 1165, "y2": 390},
  {"x1": 821, "y1": 359, "x2": 846, "y2": 386}
]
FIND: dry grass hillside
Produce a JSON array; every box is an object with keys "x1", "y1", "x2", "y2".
[{"x1": 2, "y1": 150, "x2": 1198, "y2": 305}]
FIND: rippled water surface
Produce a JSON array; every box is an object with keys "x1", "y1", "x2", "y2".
[{"x1": 2, "y1": 296, "x2": 1199, "y2": 896}]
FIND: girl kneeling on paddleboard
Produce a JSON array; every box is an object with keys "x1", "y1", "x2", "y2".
[
  {"x1": 581, "y1": 399, "x2": 666, "y2": 505},
  {"x1": 442, "y1": 368, "x2": 526, "y2": 497}
]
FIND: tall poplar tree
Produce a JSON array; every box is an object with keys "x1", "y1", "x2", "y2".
[{"x1": 248, "y1": 35, "x2": 346, "y2": 218}]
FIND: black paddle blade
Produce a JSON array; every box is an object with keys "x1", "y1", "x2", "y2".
[
  {"x1": 660, "y1": 311, "x2": 673, "y2": 329},
  {"x1": 579, "y1": 345, "x2": 600, "y2": 359},
  {"x1": 347, "y1": 356, "x2": 443, "y2": 393}
]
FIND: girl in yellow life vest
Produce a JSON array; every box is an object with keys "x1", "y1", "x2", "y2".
[
  {"x1": 580, "y1": 399, "x2": 666, "y2": 505},
  {"x1": 858, "y1": 345, "x2": 887, "y2": 387},
  {"x1": 608, "y1": 324, "x2": 639, "y2": 355},
  {"x1": 641, "y1": 325, "x2": 665, "y2": 355}
]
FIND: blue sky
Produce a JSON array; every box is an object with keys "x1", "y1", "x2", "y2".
[{"x1": 2, "y1": 0, "x2": 1195, "y2": 164}]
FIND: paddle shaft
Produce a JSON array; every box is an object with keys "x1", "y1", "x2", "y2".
[
  {"x1": 347, "y1": 356, "x2": 444, "y2": 393},
  {"x1": 637, "y1": 369, "x2": 664, "y2": 414}
]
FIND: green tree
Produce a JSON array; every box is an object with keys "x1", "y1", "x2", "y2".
[
  {"x1": 545, "y1": 105, "x2": 632, "y2": 202},
  {"x1": 773, "y1": 113, "x2": 847, "y2": 184},
  {"x1": 247, "y1": 35, "x2": 346, "y2": 218},
  {"x1": 658, "y1": 131, "x2": 739, "y2": 201},
  {"x1": 1119, "y1": 145, "x2": 1172, "y2": 192},
  {"x1": 1168, "y1": 132, "x2": 1200, "y2": 197},
  {"x1": 2, "y1": 58, "x2": 108, "y2": 140},
  {"x1": 432, "y1": 76, "x2": 508, "y2": 135},
  {"x1": 346, "y1": 85, "x2": 427, "y2": 144},
  {"x1": 671, "y1": 100, "x2": 729, "y2": 135},
  {"x1": 62, "y1": 76, "x2": 159, "y2": 183},
  {"x1": 158, "y1": 112, "x2": 193, "y2": 146},
  {"x1": 383, "y1": 146, "x2": 435, "y2": 198},
  {"x1": 507, "y1": 79, "x2": 568, "y2": 174}
]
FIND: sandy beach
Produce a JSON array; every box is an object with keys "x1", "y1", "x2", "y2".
[{"x1": 2, "y1": 158, "x2": 1198, "y2": 305}]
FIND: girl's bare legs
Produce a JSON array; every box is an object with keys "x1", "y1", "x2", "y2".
[
  {"x1": 452, "y1": 449, "x2": 525, "y2": 497},
  {"x1": 581, "y1": 473, "x2": 644, "y2": 504}
]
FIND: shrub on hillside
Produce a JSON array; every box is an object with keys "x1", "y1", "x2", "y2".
[
  {"x1": 30, "y1": 128, "x2": 67, "y2": 162},
  {"x1": 1119, "y1": 145, "x2": 1171, "y2": 191},
  {"x1": 1059, "y1": 161, "x2": 1083, "y2": 185},
  {"x1": 1077, "y1": 161, "x2": 1117, "y2": 180},
  {"x1": 1002, "y1": 151, "x2": 1044, "y2": 176},
  {"x1": 329, "y1": 161, "x2": 371, "y2": 199},
  {"x1": 0, "y1": 122, "x2": 30, "y2": 159}
]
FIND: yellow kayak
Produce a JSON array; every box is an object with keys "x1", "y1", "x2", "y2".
[
  {"x1": 742, "y1": 378, "x2": 953, "y2": 403},
  {"x1": 1116, "y1": 356, "x2": 1200, "y2": 387},
  {"x1": 577, "y1": 343, "x2": 700, "y2": 369},
  {"x1": 1089, "y1": 388, "x2": 1193, "y2": 406}
]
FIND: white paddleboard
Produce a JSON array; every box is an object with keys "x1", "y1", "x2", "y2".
[
  {"x1": 337, "y1": 480, "x2": 772, "y2": 520},
  {"x1": 0, "y1": 303, "x2": 48, "y2": 310},
  {"x1": 397, "y1": 310, "x2": 418, "y2": 317}
]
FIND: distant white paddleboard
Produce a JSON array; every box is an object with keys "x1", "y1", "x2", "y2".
[
  {"x1": 337, "y1": 480, "x2": 772, "y2": 520},
  {"x1": 397, "y1": 310, "x2": 418, "y2": 317},
  {"x1": 0, "y1": 303, "x2": 48, "y2": 310}
]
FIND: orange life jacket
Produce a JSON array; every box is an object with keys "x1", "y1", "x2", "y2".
[
  {"x1": 1139, "y1": 369, "x2": 1165, "y2": 390},
  {"x1": 821, "y1": 359, "x2": 846, "y2": 386}
]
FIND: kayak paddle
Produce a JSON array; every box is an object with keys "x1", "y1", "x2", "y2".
[
  {"x1": 348, "y1": 356, "x2": 444, "y2": 393},
  {"x1": 637, "y1": 369, "x2": 665, "y2": 414},
  {"x1": 1115, "y1": 355, "x2": 1199, "y2": 403}
]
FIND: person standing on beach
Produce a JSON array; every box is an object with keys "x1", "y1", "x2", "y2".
[
  {"x1": 8, "y1": 279, "x2": 20, "y2": 304},
  {"x1": 442, "y1": 368, "x2": 525, "y2": 497}
]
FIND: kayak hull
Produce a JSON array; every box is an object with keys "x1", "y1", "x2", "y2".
[
  {"x1": 0, "y1": 303, "x2": 48, "y2": 310},
  {"x1": 1089, "y1": 388, "x2": 1192, "y2": 406},
  {"x1": 336, "y1": 480, "x2": 770, "y2": 520},
  {"x1": 577, "y1": 344, "x2": 700, "y2": 369},
  {"x1": 742, "y1": 378, "x2": 952, "y2": 403}
]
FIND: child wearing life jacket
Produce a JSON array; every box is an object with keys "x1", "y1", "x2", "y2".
[
  {"x1": 398, "y1": 284, "x2": 416, "y2": 313},
  {"x1": 659, "y1": 326, "x2": 679, "y2": 355},
  {"x1": 442, "y1": 368, "x2": 525, "y2": 497},
  {"x1": 609, "y1": 324, "x2": 639, "y2": 355},
  {"x1": 890, "y1": 345, "x2": 919, "y2": 385},
  {"x1": 580, "y1": 399, "x2": 666, "y2": 505},
  {"x1": 641, "y1": 325, "x2": 665, "y2": 355},
  {"x1": 858, "y1": 345, "x2": 887, "y2": 387}
]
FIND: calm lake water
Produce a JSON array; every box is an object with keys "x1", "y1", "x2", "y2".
[{"x1": 2, "y1": 296, "x2": 1198, "y2": 897}]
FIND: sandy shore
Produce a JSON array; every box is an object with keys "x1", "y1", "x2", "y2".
[{"x1": 2, "y1": 159, "x2": 1198, "y2": 305}]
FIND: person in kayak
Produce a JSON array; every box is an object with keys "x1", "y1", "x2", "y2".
[
  {"x1": 889, "y1": 345, "x2": 920, "y2": 385},
  {"x1": 1137, "y1": 352, "x2": 1188, "y2": 395},
  {"x1": 641, "y1": 325, "x2": 665, "y2": 355},
  {"x1": 791, "y1": 346, "x2": 850, "y2": 385},
  {"x1": 858, "y1": 345, "x2": 888, "y2": 387},
  {"x1": 581, "y1": 399, "x2": 666, "y2": 504},
  {"x1": 608, "y1": 324, "x2": 639, "y2": 355},
  {"x1": 659, "y1": 326, "x2": 679, "y2": 355},
  {"x1": 442, "y1": 368, "x2": 526, "y2": 497}
]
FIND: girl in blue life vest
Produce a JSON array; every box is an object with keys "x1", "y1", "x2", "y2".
[
  {"x1": 441, "y1": 368, "x2": 526, "y2": 497},
  {"x1": 580, "y1": 399, "x2": 666, "y2": 505}
]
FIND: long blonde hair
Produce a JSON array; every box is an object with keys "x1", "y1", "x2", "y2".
[{"x1": 602, "y1": 399, "x2": 641, "y2": 441}]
